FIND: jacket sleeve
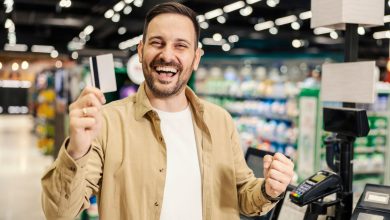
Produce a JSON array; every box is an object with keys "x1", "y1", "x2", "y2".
[
  {"x1": 41, "y1": 115, "x2": 107, "y2": 219},
  {"x1": 228, "y1": 114, "x2": 277, "y2": 216}
]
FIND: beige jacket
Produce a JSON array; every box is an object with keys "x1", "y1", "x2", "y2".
[{"x1": 41, "y1": 83, "x2": 276, "y2": 220}]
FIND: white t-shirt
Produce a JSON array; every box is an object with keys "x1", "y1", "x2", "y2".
[{"x1": 154, "y1": 106, "x2": 202, "y2": 220}]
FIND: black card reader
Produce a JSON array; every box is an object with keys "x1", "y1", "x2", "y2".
[{"x1": 290, "y1": 170, "x2": 342, "y2": 206}]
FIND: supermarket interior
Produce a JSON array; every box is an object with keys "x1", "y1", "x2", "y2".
[{"x1": 2, "y1": 0, "x2": 390, "y2": 220}]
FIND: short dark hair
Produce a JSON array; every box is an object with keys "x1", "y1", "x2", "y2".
[{"x1": 142, "y1": 2, "x2": 200, "y2": 48}]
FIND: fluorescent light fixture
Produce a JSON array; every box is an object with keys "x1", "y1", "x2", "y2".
[
  {"x1": 4, "y1": 0, "x2": 14, "y2": 13},
  {"x1": 124, "y1": 0, "x2": 134, "y2": 3},
  {"x1": 0, "y1": 62, "x2": 2, "y2": 70},
  {"x1": 246, "y1": 0, "x2": 262, "y2": 4},
  {"x1": 79, "y1": 32, "x2": 86, "y2": 39},
  {"x1": 205, "y1": 8, "x2": 223, "y2": 20},
  {"x1": 292, "y1": 39, "x2": 303, "y2": 48},
  {"x1": 202, "y1": 38, "x2": 227, "y2": 46},
  {"x1": 123, "y1": 6, "x2": 132, "y2": 15},
  {"x1": 254, "y1": 21, "x2": 274, "y2": 31},
  {"x1": 217, "y1": 16, "x2": 226, "y2": 24},
  {"x1": 51, "y1": 50, "x2": 59, "y2": 58},
  {"x1": 197, "y1": 15, "x2": 206, "y2": 23},
  {"x1": 21, "y1": 61, "x2": 29, "y2": 70},
  {"x1": 198, "y1": 42, "x2": 203, "y2": 48},
  {"x1": 358, "y1": 27, "x2": 365, "y2": 35},
  {"x1": 291, "y1": 21, "x2": 301, "y2": 30},
  {"x1": 228, "y1": 35, "x2": 239, "y2": 43},
  {"x1": 4, "y1": 18, "x2": 14, "y2": 29},
  {"x1": 373, "y1": 30, "x2": 390, "y2": 39},
  {"x1": 71, "y1": 51, "x2": 79, "y2": 59},
  {"x1": 119, "y1": 34, "x2": 143, "y2": 50},
  {"x1": 222, "y1": 43, "x2": 231, "y2": 51},
  {"x1": 114, "y1": 1, "x2": 125, "y2": 12},
  {"x1": 112, "y1": 14, "x2": 120, "y2": 22},
  {"x1": 384, "y1": 15, "x2": 390, "y2": 23},
  {"x1": 239, "y1": 6, "x2": 253, "y2": 16},
  {"x1": 84, "y1": 25, "x2": 94, "y2": 35},
  {"x1": 275, "y1": 15, "x2": 297, "y2": 26},
  {"x1": 266, "y1": 0, "x2": 279, "y2": 7},
  {"x1": 299, "y1": 11, "x2": 312, "y2": 20},
  {"x1": 314, "y1": 27, "x2": 334, "y2": 35},
  {"x1": 213, "y1": 33, "x2": 223, "y2": 41},
  {"x1": 4, "y1": 44, "x2": 28, "y2": 52},
  {"x1": 105, "y1": 9, "x2": 115, "y2": 19},
  {"x1": 223, "y1": 1, "x2": 245, "y2": 13}
]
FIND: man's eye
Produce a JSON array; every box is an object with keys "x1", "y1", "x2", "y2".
[
  {"x1": 151, "y1": 41, "x2": 162, "y2": 46},
  {"x1": 177, "y1": 44, "x2": 188, "y2": 48}
]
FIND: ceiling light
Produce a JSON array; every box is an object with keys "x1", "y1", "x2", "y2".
[
  {"x1": 31, "y1": 45, "x2": 54, "y2": 53},
  {"x1": 266, "y1": 0, "x2": 279, "y2": 7},
  {"x1": 59, "y1": 0, "x2": 71, "y2": 8},
  {"x1": 291, "y1": 21, "x2": 301, "y2": 30},
  {"x1": 222, "y1": 43, "x2": 231, "y2": 51},
  {"x1": 124, "y1": 0, "x2": 134, "y2": 3},
  {"x1": 4, "y1": 19, "x2": 14, "y2": 29},
  {"x1": 384, "y1": 15, "x2": 390, "y2": 23},
  {"x1": 330, "y1": 31, "x2": 339, "y2": 39},
  {"x1": 197, "y1": 15, "x2": 206, "y2": 23},
  {"x1": 239, "y1": 6, "x2": 253, "y2": 16},
  {"x1": 123, "y1": 6, "x2": 132, "y2": 15},
  {"x1": 12, "y1": 63, "x2": 19, "y2": 71},
  {"x1": 4, "y1": 44, "x2": 28, "y2": 52},
  {"x1": 292, "y1": 39, "x2": 304, "y2": 48},
  {"x1": 202, "y1": 38, "x2": 226, "y2": 46},
  {"x1": 105, "y1": 9, "x2": 115, "y2": 19},
  {"x1": 55, "y1": 60, "x2": 63, "y2": 68},
  {"x1": 112, "y1": 14, "x2": 120, "y2": 22},
  {"x1": 228, "y1": 35, "x2": 239, "y2": 43},
  {"x1": 133, "y1": 0, "x2": 143, "y2": 7},
  {"x1": 299, "y1": 11, "x2": 312, "y2": 20},
  {"x1": 217, "y1": 16, "x2": 226, "y2": 24},
  {"x1": 0, "y1": 62, "x2": 2, "y2": 70},
  {"x1": 21, "y1": 61, "x2": 29, "y2": 70},
  {"x1": 269, "y1": 27, "x2": 278, "y2": 35},
  {"x1": 358, "y1": 27, "x2": 365, "y2": 35},
  {"x1": 254, "y1": 21, "x2": 274, "y2": 31},
  {"x1": 119, "y1": 34, "x2": 143, "y2": 50},
  {"x1": 118, "y1": 27, "x2": 127, "y2": 35},
  {"x1": 388, "y1": 0, "x2": 390, "y2": 7},
  {"x1": 213, "y1": 33, "x2": 223, "y2": 41},
  {"x1": 200, "y1": 22, "x2": 209, "y2": 29},
  {"x1": 114, "y1": 1, "x2": 125, "y2": 12},
  {"x1": 198, "y1": 42, "x2": 203, "y2": 48},
  {"x1": 51, "y1": 50, "x2": 59, "y2": 58},
  {"x1": 205, "y1": 8, "x2": 223, "y2": 20},
  {"x1": 71, "y1": 51, "x2": 79, "y2": 59},
  {"x1": 223, "y1": 1, "x2": 245, "y2": 13},
  {"x1": 84, "y1": 25, "x2": 94, "y2": 35},
  {"x1": 246, "y1": 0, "x2": 262, "y2": 4},
  {"x1": 275, "y1": 15, "x2": 297, "y2": 26},
  {"x1": 4, "y1": 0, "x2": 14, "y2": 13},
  {"x1": 79, "y1": 32, "x2": 86, "y2": 39},
  {"x1": 314, "y1": 27, "x2": 334, "y2": 35}
]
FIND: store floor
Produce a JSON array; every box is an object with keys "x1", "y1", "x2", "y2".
[{"x1": 0, "y1": 115, "x2": 53, "y2": 220}]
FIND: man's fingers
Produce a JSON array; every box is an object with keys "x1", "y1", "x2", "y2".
[
  {"x1": 273, "y1": 153, "x2": 294, "y2": 167},
  {"x1": 79, "y1": 86, "x2": 106, "y2": 104},
  {"x1": 268, "y1": 169, "x2": 291, "y2": 185},
  {"x1": 269, "y1": 160, "x2": 294, "y2": 177},
  {"x1": 70, "y1": 117, "x2": 97, "y2": 129},
  {"x1": 70, "y1": 107, "x2": 99, "y2": 118},
  {"x1": 77, "y1": 93, "x2": 103, "y2": 109},
  {"x1": 263, "y1": 155, "x2": 273, "y2": 177}
]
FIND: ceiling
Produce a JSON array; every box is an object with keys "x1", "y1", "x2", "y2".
[{"x1": 1, "y1": 0, "x2": 390, "y2": 61}]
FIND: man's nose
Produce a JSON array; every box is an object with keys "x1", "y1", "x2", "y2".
[{"x1": 159, "y1": 45, "x2": 175, "y2": 62}]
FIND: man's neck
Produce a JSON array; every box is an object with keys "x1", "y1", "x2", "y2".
[{"x1": 145, "y1": 86, "x2": 189, "y2": 112}]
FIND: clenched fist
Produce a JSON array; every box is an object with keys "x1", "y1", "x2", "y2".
[
  {"x1": 263, "y1": 153, "x2": 294, "y2": 199},
  {"x1": 67, "y1": 86, "x2": 106, "y2": 159}
]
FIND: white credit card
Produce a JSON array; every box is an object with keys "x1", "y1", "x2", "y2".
[{"x1": 89, "y1": 53, "x2": 117, "y2": 93}]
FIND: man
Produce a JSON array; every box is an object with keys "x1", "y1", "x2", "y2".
[{"x1": 41, "y1": 2, "x2": 294, "y2": 220}]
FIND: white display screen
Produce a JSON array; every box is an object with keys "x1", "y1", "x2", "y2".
[{"x1": 365, "y1": 191, "x2": 389, "y2": 204}]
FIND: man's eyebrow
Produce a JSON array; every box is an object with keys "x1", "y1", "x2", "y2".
[
  {"x1": 147, "y1": 36, "x2": 163, "y2": 41},
  {"x1": 176, "y1": 38, "x2": 191, "y2": 45}
]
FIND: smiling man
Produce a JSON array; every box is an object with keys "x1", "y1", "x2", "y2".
[{"x1": 41, "y1": 2, "x2": 294, "y2": 220}]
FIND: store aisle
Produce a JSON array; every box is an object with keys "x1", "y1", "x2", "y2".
[{"x1": 0, "y1": 115, "x2": 53, "y2": 220}]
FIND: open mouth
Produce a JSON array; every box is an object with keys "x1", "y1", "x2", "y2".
[{"x1": 154, "y1": 66, "x2": 179, "y2": 78}]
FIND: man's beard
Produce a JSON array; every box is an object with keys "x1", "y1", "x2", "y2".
[{"x1": 143, "y1": 58, "x2": 192, "y2": 98}]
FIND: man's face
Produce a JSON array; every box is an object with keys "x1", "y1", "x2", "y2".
[{"x1": 138, "y1": 13, "x2": 201, "y2": 98}]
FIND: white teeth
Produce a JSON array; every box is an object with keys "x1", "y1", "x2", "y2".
[{"x1": 155, "y1": 66, "x2": 178, "y2": 73}]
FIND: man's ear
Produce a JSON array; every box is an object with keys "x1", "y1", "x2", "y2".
[
  {"x1": 137, "y1": 40, "x2": 143, "y2": 62},
  {"x1": 192, "y1": 48, "x2": 202, "y2": 71}
]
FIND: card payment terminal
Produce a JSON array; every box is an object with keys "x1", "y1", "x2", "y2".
[{"x1": 290, "y1": 170, "x2": 342, "y2": 206}]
